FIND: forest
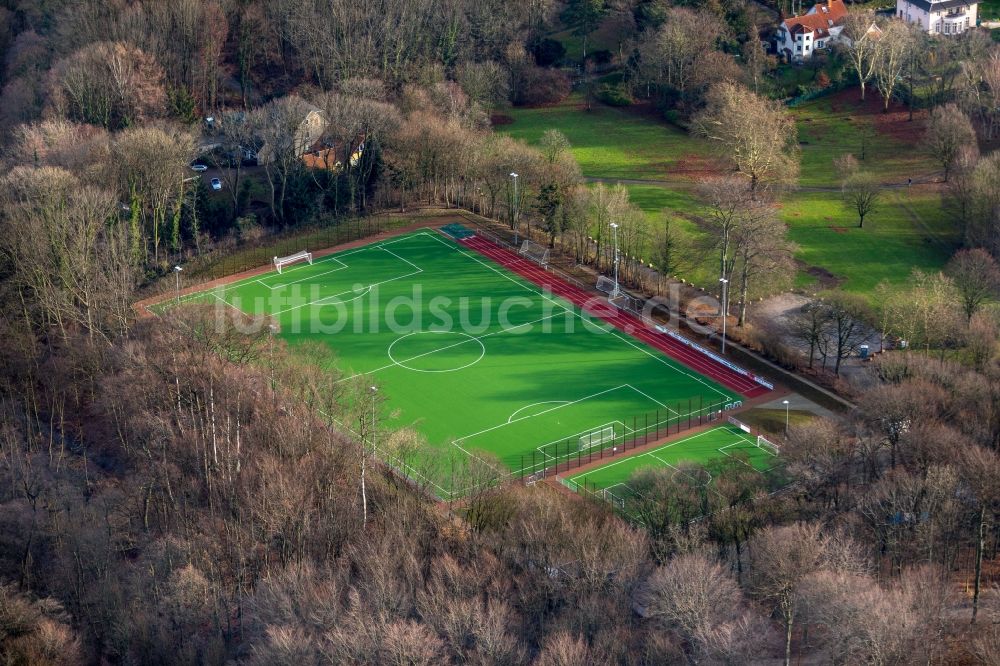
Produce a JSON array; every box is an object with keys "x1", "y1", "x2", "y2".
[{"x1": 2, "y1": 0, "x2": 1000, "y2": 663}]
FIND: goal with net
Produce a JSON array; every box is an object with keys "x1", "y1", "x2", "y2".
[
  {"x1": 596, "y1": 275, "x2": 619, "y2": 297},
  {"x1": 273, "y1": 250, "x2": 313, "y2": 273},
  {"x1": 609, "y1": 293, "x2": 643, "y2": 315},
  {"x1": 519, "y1": 240, "x2": 550, "y2": 266},
  {"x1": 579, "y1": 425, "x2": 616, "y2": 450},
  {"x1": 757, "y1": 435, "x2": 780, "y2": 456}
]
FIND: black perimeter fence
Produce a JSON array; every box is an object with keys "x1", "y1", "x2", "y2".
[
  {"x1": 516, "y1": 395, "x2": 743, "y2": 485},
  {"x1": 164, "y1": 214, "x2": 392, "y2": 298}
]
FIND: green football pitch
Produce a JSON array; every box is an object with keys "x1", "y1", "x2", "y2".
[
  {"x1": 167, "y1": 229, "x2": 739, "y2": 498},
  {"x1": 564, "y1": 424, "x2": 778, "y2": 499}
]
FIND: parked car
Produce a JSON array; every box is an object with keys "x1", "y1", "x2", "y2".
[
  {"x1": 190, "y1": 163, "x2": 208, "y2": 172},
  {"x1": 210, "y1": 178, "x2": 222, "y2": 191}
]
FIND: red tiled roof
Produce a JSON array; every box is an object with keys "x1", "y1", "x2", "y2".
[{"x1": 783, "y1": 0, "x2": 848, "y2": 36}]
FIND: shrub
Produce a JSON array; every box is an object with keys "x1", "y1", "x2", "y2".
[
  {"x1": 597, "y1": 83, "x2": 632, "y2": 107},
  {"x1": 532, "y1": 38, "x2": 566, "y2": 67},
  {"x1": 586, "y1": 50, "x2": 614, "y2": 66},
  {"x1": 518, "y1": 67, "x2": 571, "y2": 106}
]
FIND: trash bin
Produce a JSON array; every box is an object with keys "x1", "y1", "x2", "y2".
[{"x1": 859, "y1": 344, "x2": 870, "y2": 359}]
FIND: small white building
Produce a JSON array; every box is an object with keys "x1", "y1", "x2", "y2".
[
  {"x1": 774, "y1": 0, "x2": 850, "y2": 62},
  {"x1": 896, "y1": 0, "x2": 978, "y2": 35}
]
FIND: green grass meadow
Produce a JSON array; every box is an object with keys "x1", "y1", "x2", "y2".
[
  {"x1": 166, "y1": 229, "x2": 738, "y2": 498},
  {"x1": 501, "y1": 90, "x2": 958, "y2": 296}
]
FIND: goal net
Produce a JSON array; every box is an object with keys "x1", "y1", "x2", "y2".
[
  {"x1": 603, "y1": 488, "x2": 626, "y2": 510},
  {"x1": 609, "y1": 293, "x2": 643, "y2": 315},
  {"x1": 273, "y1": 250, "x2": 313, "y2": 273},
  {"x1": 596, "y1": 275, "x2": 618, "y2": 296},
  {"x1": 757, "y1": 435, "x2": 780, "y2": 456},
  {"x1": 519, "y1": 240, "x2": 550, "y2": 266},
  {"x1": 579, "y1": 425, "x2": 616, "y2": 450}
]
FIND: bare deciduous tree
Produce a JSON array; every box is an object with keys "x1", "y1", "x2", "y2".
[
  {"x1": 693, "y1": 82, "x2": 799, "y2": 191},
  {"x1": 873, "y1": 20, "x2": 913, "y2": 112},
  {"x1": 926, "y1": 103, "x2": 977, "y2": 182},
  {"x1": 747, "y1": 523, "x2": 827, "y2": 666},
  {"x1": 946, "y1": 248, "x2": 1000, "y2": 322},
  {"x1": 841, "y1": 170, "x2": 881, "y2": 228},
  {"x1": 842, "y1": 10, "x2": 881, "y2": 102},
  {"x1": 642, "y1": 552, "x2": 743, "y2": 658}
]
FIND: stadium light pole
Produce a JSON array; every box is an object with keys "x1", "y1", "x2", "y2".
[
  {"x1": 362, "y1": 385, "x2": 377, "y2": 529},
  {"x1": 783, "y1": 399, "x2": 790, "y2": 434},
  {"x1": 510, "y1": 172, "x2": 519, "y2": 245},
  {"x1": 719, "y1": 277, "x2": 728, "y2": 354},
  {"x1": 610, "y1": 222, "x2": 621, "y2": 298},
  {"x1": 173, "y1": 265, "x2": 183, "y2": 304}
]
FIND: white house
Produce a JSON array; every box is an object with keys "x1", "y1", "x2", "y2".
[
  {"x1": 775, "y1": 0, "x2": 850, "y2": 62},
  {"x1": 896, "y1": 0, "x2": 978, "y2": 35}
]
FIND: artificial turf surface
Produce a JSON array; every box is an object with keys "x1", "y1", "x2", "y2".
[
  {"x1": 168, "y1": 229, "x2": 738, "y2": 498},
  {"x1": 565, "y1": 424, "x2": 777, "y2": 494}
]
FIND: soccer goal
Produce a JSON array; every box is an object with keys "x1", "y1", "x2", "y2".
[
  {"x1": 273, "y1": 250, "x2": 313, "y2": 273},
  {"x1": 609, "y1": 293, "x2": 643, "y2": 315},
  {"x1": 596, "y1": 275, "x2": 619, "y2": 297},
  {"x1": 579, "y1": 425, "x2": 617, "y2": 450},
  {"x1": 519, "y1": 240, "x2": 550, "y2": 266},
  {"x1": 757, "y1": 435, "x2": 780, "y2": 456},
  {"x1": 603, "y1": 488, "x2": 626, "y2": 510}
]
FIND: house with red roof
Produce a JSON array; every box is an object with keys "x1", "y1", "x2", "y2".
[{"x1": 774, "y1": 0, "x2": 850, "y2": 62}]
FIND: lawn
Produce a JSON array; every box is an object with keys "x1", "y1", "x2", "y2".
[
  {"x1": 793, "y1": 91, "x2": 938, "y2": 188},
  {"x1": 564, "y1": 424, "x2": 777, "y2": 496},
  {"x1": 500, "y1": 88, "x2": 959, "y2": 296},
  {"x1": 164, "y1": 228, "x2": 740, "y2": 498},
  {"x1": 502, "y1": 94, "x2": 710, "y2": 181},
  {"x1": 783, "y1": 188, "x2": 959, "y2": 293}
]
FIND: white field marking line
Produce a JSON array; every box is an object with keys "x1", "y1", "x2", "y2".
[
  {"x1": 317, "y1": 405, "x2": 455, "y2": 497},
  {"x1": 269, "y1": 267, "x2": 419, "y2": 316},
  {"x1": 458, "y1": 385, "x2": 631, "y2": 443},
  {"x1": 507, "y1": 401, "x2": 571, "y2": 423},
  {"x1": 566, "y1": 427, "x2": 725, "y2": 483},
  {"x1": 428, "y1": 232, "x2": 733, "y2": 401},
  {"x1": 717, "y1": 438, "x2": 764, "y2": 471},
  {"x1": 536, "y1": 420, "x2": 630, "y2": 459},
  {"x1": 386, "y1": 332, "x2": 486, "y2": 374},
  {"x1": 625, "y1": 384, "x2": 673, "y2": 413},
  {"x1": 169, "y1": 231, "x2": 437, "y2": 308},
  {"x1": 451, "y1": 440, "x2": 507, "y2": 479},
  {"x1": 334, "y1": 310, "x2": 568, "y2": 383},
  {"x1": 213, "y1": 293, "x2": 251, "y2": 318},
  {"x1": 646, "y1": 453, "x2": 716, "y2": 489},
  {"x1": 256, "y1": 256, "x2": 349, "y2": 290}
]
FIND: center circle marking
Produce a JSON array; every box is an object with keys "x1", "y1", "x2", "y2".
[{"x1": 387, "y1": 331, "x2": 486, "y2": 373}]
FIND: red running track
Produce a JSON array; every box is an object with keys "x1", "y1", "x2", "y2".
[{"x1": 458, "y1": 235, "x2": 770, "y2": 399}]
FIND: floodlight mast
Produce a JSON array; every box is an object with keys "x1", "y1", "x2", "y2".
[
  {"x1": 610, "y1": 222, "x2": 621, "y2": 298},
  {"x1": 719, "y1": 277, "x2": 729, "y2": 354},
  {"x1": 783, "y1": 399, "x2": 790, "y2": 433},
  {"x1": 510, "y1": 172, "x2": 519, "y2": 245},
  {"x1": 173, "y1": 265, "x2": 183, "y2": 304},
  {"x1": 362, "y1": 385, "x2": 378, "y2": 529}
]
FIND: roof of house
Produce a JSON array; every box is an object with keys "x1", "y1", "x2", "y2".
[
  {"x1": 901, "y1": 0, "x2": 976, "y2": 11},
  {"x1": 782, "y1": 0, "x2": 849, "y2": 37}
]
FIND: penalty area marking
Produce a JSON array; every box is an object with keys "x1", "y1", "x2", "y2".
[
  {"x1": 256, "y1": 255, "x2": 349, "y2": 290},
  {"x1": 386, "y1": 331, "x2": 486, "y2": 373},
  {"x1": 507, "y1": 401, "x2": 571, "y2": 423}
]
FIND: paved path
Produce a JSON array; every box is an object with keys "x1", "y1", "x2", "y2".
[{"x1": 583, "y1": 173, "x2": 942, "y2": 192}]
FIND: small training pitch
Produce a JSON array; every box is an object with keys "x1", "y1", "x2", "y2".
[
  {"x1": 166, "y1": 227, "x2": 763, "y2": 498},
  {"x1": 564, "y1": 424, "x2": 778, "y2": 502}
]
